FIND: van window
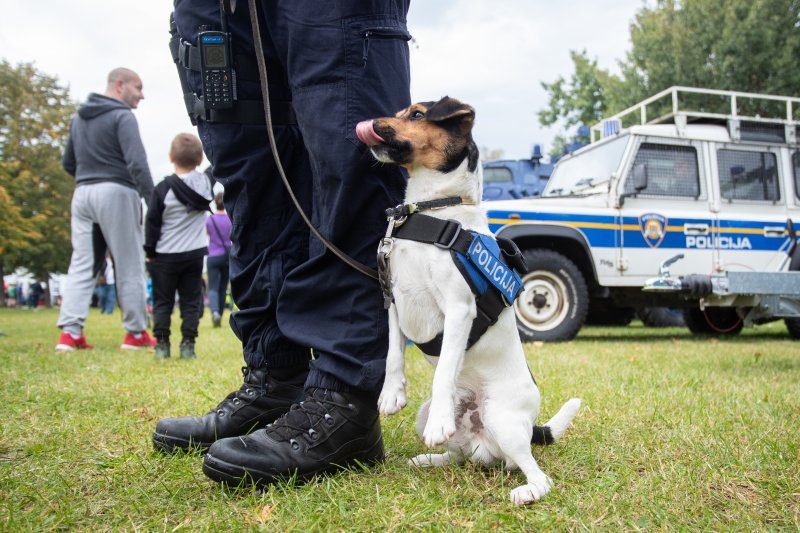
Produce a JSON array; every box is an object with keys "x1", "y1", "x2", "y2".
[
  {"x1": 717, "y1": 149, "x2": 779, "y2": 202},
  {"x1": 483, "y1": 167, "x2": 513, "y2": 183},
  {"x1": 625, "y1": 143, "x2": 700, "y2": 198},
  {"x1": 793, "y1": 151, "x2": 800, "y2": 200}
]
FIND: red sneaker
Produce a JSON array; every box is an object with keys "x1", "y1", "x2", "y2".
[
  {"x1": 121, "y1": 331, "x2": 157, "y2": 350},
  {"x1": 55, "y1": 332, "x2": 94, "y2": 351}
]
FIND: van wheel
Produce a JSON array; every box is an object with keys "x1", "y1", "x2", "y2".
[
  {"x1": 637, "y1": 307, "x2": 686, "y2": 328},
  {"x1": 683, "y1": 307, "x2": 743, "y2": 335},
  {"x1": 514, "y1": 249, "x2": 588, "y2": 342},
  {"x1": 785, "y1": 318, "x2": 800, "y2": 340},
  {"x1": 586, "y1": 300, "x2": 636, "y2": 326}
]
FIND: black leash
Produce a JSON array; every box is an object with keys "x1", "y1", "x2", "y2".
[{"x1": 246, "y1": 0, "x2": 379, "y2": 280}]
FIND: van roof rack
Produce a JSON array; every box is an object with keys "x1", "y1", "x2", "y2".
[{"x1": 590, "y1": 86, "x2": 800, "y2": 144}]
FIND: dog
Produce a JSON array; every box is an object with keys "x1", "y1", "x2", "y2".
[{"x1": 355, "y1": 96, "x2": 581, "y2": 505}]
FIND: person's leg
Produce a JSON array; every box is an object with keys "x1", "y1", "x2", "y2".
[
  {"x1": 93, "y1": 183, "x2": 149, "y2": 334},
  {"x1": 202, "y1": 0, "x2": 411, "y2": 486},
  {"x1": 154, "y1": 1, "x2": 311, "y2": 453},
  {"x1": 206, "y1": 255, "x2": 222, "y2": 316},
  {"x1": 57, "y1": 186, "x2": 99, "y2": 338},
  {"x1": 148, "y1": 261, "x2": 178, "y2": 344},
  {"x1": 271, "y1": 0, "x2": 410, "y2": 397},
  {"x1": 176, "y1": 257, "x2": 203, "y2": 357},
  {"x1": 206, "y1": 255, "x2": 227, "y2": 328},
  {"x1": 219, "y1": 256, "x2": 230, "y2": 316},
  {"x1": 105, "y1": 284, "x2": 117, "y2": 313}
]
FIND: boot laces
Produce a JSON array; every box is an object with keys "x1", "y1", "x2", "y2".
[
  {"x1": 208, "y1": 367, "x2": 261, "y2": 415},
  {"x1": 265, "y1": 389, "x2": 351, "y2": 442}
]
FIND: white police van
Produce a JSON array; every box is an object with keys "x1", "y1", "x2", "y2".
[{"x1": 487, "y1": 87, "x2": 800, "y2": 341}]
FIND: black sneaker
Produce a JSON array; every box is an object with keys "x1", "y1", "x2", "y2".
[
  {"x1": 179, "y1": 340, "x2": 196, "y2": 360},
  {"x1": 202, "y1": 388, "x2": 384, "y2": 486},
  {"x1": 152, "y1": 366, "x2": 305, "y2": 453},
  {"x1": 154, "y1": 340, "x2": 170, "y2": 360}
]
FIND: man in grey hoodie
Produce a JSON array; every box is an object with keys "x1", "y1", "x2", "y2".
[{"x1": 56, "y1": 67, "x2": 157, "y2": 352}]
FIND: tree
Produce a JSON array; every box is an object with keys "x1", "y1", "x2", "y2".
[
  {"x1": 540, "y1": 0, "x2": 800, "y2": 141},
  {"x1": 538, "y1": 50, "x2": 627, "y2": 132},
  {"x1": 0, "y1": 61, "x2": 76, "y2": 306}
]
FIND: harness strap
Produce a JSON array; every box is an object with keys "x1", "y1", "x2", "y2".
[
  {"x1": 392, "y1": 213, "x2": 517, "y2": 357},
  {"x1": 415, "y1": 275, "x2": 506, "y2": 356}
]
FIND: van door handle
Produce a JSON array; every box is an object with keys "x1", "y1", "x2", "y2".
[
  {"x1": 763, "y1": 226, "x2": 786, "y2": 237},
  {"x1": 683, "y1": 223, "x2": 709, "y2": 235}
]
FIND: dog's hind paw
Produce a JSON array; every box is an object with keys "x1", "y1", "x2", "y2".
[
  {"x1": 378, "y1": 380, "x2": 407, "y2": 415},
  {"x1": 409, "y1": 453, "x2": 452, "y2": 467},
  {"x1": 510, "y1": 478, "x2": 553, "y2": 505}
]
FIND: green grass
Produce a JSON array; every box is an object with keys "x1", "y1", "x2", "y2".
[{"x1": 1, "y1": 307, "x2": 799, "y2": 530}]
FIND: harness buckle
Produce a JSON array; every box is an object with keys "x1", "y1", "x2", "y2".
[
  {"x1": 434, "y1": 221, "x2": 462, "y2": 249},
  {"x1": 379, "y1": 237, "x2": 394, "y2": 256}
]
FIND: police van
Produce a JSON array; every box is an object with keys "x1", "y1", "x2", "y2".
[{"x1": 486, "y1": 87, "x2": 800, "y2": 341}]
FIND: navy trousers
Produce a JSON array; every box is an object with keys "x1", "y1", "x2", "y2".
[{"x1": 173, "y1": 0, "x2": 410, "y2": 394}]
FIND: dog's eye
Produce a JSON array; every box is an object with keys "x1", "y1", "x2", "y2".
[{"x1": 410, "y1": 111, "x2": 425, "y2": 120}]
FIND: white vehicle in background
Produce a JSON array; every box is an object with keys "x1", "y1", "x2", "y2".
[{"x1": 486, "y1": 87, "x2": 800, "y2": 341}]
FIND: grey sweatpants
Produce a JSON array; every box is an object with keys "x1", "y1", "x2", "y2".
[{"x1": 57, "y1": 182, "x2": 148, "y2": 334}]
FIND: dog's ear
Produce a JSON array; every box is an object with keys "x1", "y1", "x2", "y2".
[{"x1": 425, "y1": 96, "x2": 475, "y2": 133}]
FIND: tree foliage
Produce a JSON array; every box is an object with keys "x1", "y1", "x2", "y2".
[
  {"x1": 540, "y1": 0, "x2": 800, "y2": 144},
  {"x1": 0, "y1": 60, "x2": 76, "y2": 284}
]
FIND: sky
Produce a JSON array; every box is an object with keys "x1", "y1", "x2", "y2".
[{"x1": 1, "y1": 0, "x2": 645, "y2": 180}]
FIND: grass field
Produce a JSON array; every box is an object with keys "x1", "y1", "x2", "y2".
[{"x1": 1, "y1": 307, "x2": 798, "y2": 530}]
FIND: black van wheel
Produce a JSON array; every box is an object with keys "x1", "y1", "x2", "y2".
[
  {"x1": 683, "y1": 307, "x2": 743, "y2": 335},
  {"x1": 514, "y1": 249, "x2": 588, "y2": 342},
  {"x1": 638, "y1": 307, "x2": 686, "y2": 328},
  {"x1": 785, "y1": 318, "x2": 800, "y2": 340}
]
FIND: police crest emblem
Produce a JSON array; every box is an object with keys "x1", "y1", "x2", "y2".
[{"x1": 639, "y1": 213, "x2": 667, "y2": 249}]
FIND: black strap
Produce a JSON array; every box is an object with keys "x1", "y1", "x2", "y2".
[
  {"x1": 177, "y1": 39, "x2": 262, "y2": 81},
  {"x1": 169, "y1": 25, "x2": 296, "y2": 125},
  {"x1": 165, "y1": 174, "x2": 213, "y2": 211},
  {"x1": 393, "y1": 214, "x2": 472, "y2": 255},
  {"x1": 385, "y1": 197, "x2": 464, "y2": 218}
]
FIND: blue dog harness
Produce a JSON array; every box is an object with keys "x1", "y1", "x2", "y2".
[{"x1": 378, "y1": 200, "x2": 526, "y2": 357}]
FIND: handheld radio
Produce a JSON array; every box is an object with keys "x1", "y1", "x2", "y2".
[{"x1": 199, "y1": 31, "x2": 234, "y2": 110}]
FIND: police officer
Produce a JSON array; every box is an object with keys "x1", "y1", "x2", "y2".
[{"x1": 154, "y1": 0, "x2": 411, "y2": 486}]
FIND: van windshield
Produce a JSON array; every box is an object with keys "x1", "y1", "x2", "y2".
[{"x1": 544, "y1": 135, "x2": 629, "y2": 197}]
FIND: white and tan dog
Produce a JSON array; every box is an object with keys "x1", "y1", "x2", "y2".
[{"x1": 356, "y1": 96, "x2": 581, "y2": 505}]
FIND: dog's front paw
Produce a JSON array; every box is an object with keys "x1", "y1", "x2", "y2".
[
  {"x1": 509, "y1": 476, "x2": 553, "y2": 505},
  {"x1": 422, "y1": 408, "x2": 456, "y2": 447},
  {"x1": 378, "y1": 378, "x2": 407, "y2": 415}
]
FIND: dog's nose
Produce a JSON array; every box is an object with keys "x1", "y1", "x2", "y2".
[{"x1": 355, "y1": 120, "x2": 385, "y2": 146}]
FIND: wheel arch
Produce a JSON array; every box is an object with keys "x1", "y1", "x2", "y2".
[{"x1": 496, "y1": 223, "x2": 600, "y2": 289}]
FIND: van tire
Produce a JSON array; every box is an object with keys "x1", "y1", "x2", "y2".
[
  {"x1": 637, "y1": 307, "x2": 686, "y2": 328},
  {"x1": 683, "y1": 307, "x2": 743, "y2": 335},
  {"x1": 785, "y1": 318, "x2": 800, "y2": 340},
  {"x1": 514, "y1": 249, "x2": 588, "y2": 342},
  {"x1": 586, "y1": 300, "x2": 636, "y2": 326}
]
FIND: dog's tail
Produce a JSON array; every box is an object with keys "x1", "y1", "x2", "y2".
[{"x1": 531, "y1": 398, "x2": 582, "y2": 445}]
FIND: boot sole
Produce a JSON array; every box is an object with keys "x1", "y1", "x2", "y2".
[
  {"x1": 152, "y1": 431, "x2": 213, "y2": 454},
  {"x1": 202, "y1": 439, "x2": 385, "y2": 487}
]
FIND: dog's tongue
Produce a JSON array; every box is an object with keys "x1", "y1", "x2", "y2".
[{"x1": 355, "y1": 120, "x2": 385, "y2": 146}]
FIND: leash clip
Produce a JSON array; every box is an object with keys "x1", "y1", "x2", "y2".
[{"x1": 379, "y1": 237, "x2": 394, "y2": 256}]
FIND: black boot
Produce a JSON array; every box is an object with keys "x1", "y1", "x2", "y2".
[
  {"x1": 153, "y1": 366, "x2": 306, "y2": 453},
  {"x1": 202, "y1": 388, "x2": 384, "y2": 486}
]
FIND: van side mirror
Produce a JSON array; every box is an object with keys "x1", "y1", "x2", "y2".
[
  {"x1": 619, "y1": 163, "x2": 648, "y2": 207},
  {"x1": 632, "y1": 163, "x2": 648, "y2": 191}
]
